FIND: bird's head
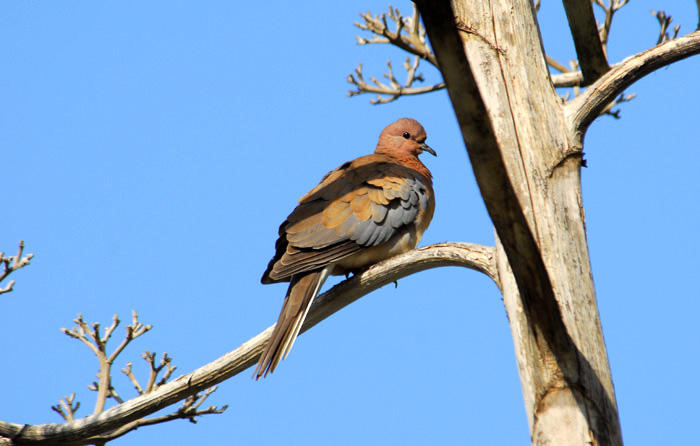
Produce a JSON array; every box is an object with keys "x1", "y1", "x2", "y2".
[{"x1": 375, "y1": 118, "x2": 437, "y2": 158}]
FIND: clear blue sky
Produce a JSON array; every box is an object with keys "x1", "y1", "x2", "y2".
[{"x1": 2, "y1": 1, "x2": 698, "y2": 445}]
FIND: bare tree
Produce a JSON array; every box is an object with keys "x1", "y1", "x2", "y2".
[{"x1": 2, "y1": 2, "x2": 699, "y2": 445}]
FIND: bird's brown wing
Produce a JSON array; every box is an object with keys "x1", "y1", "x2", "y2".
[{"x1": 261, "y1": 155, "x2": 432, "y2": 283}]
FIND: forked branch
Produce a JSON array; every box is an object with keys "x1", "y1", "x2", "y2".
[
  {"x1": 593, "y1": 0, "x2": 630, "y2": 56},
  {"x1": 347, "y1": 59, "x2": 445, "y2": 104},
  {"x1": 349, "y1": 4, "x2": 444, "y2": 103},
  {"x1": 0, "y1": 242, "x2": 496, "y2": 445},
  {"x1": 41, "y1": 313, "x2": 226, "y2": 445},
  {"x1": 355, "y1": 5, "x2": 437, "y2": 66},
  {"x1": 653, "y1": 10, "x2": 681, "y2": 44},
  {"x1": 0, "y1": 241, "x2": 34, "y2": 295},
  {"x1": 567, "y1": 30, "x2": 700, "y2": 135},
  {"x1": 61, "y1": 312, "x2": 152, "y2": 414},
  {"x1": 562, "y1": 0, "x2": 610, "y2": 83}
]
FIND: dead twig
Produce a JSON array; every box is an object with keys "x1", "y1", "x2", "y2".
[
  {"x1": 61, "y1": 311, "x2": 152, "y2": 414},
  {"x1": 562, "y1": 59, "x2": 635, "y2": 118},
  {"x1": 354, "y1": 4, "x2": 437, "y2": 66},
  {"x1": 547, "y1": 55, "x2": 572, "y2": 74},
  {"x1": 349, "y1": 4, "x2": 444, "y2": 104},
  {"x1": 347, "y1": 59, "x2": 445, "y2": 104},
  {"x1": 51, "y1": 393, "x2": 80, "y2": 422},
  {"x1": 0, "y1": 241, "x2": 34, "y2": 295},
  {"x1": 82, "y1": 388, "x2": 228, "y2": 444},
  {"x1": 53, "y1": 312, "x2": 225, "y2": 444},
  {"x1": 652, "y1": 10, "x2": 681, "y2": 45},
  {"x1": 599, "y1": 92, "x2": 636, "y2": 118},
  {"x1": 593, "y1": 0, "x2": 630, "y2": 57}
]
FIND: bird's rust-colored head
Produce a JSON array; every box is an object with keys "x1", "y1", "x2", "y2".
[{"x1": 375, "y1": 118, "x2": 436, "y2": 159}]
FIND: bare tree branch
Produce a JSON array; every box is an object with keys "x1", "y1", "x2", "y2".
[
  {"x1": 51, "y1": 394, "x2": 80, "y2": 423},
  {"x1": 547, "y1": 1, "x2": 632, "y2": 88},
  {"x1": 79, "y1": 388, "x2": 227, "y2": 445},
  {"x1": 349, "y1": 5, "x2": 443, "y2": 103},
  {"x1": 599, "y1": 92, "x2": 636, "y2": 119},
  {"x1": 0, "y1": 242, "x2": 496, "y2": 445},
  {"x1": 653, "y1": 10, "x2": 681, "y2": 44},
  {"x1": 60, "y1": 312, "x2": 152, "y2": 415},
  {"x1": 347, "y1": 59, "x2": 445, "y2": 104},
  {"x1": 0, "y1": 241, "x2": 34, "y2": 295},
  {"x1": 567, "y1": 30, "x2": 700, "y2": 135},
  {"x1": 562, "y1": 0, "x2": 610, "y2": 83},
  {"x1": 551, "y1": 71, "x2": 584, "y2": 87},
  {"x1": 564, "y1": 59, "x2": 635, "y2": 119},
  {"x1": 355, "y1": 5, "x2": 437, "y2": 66},
  {"x1": 546, "y1": 55, "x2": 571, "y2": 74},
  {"x1": 593, "y1": 0, "x2": 630, "y2": 57},
  {"x1": 43, "y1": 314, "x2": 223, "y2": 445}
]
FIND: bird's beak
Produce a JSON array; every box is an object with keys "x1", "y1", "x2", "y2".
[{"x1": 420, "y1": 143, "x2": 437, "y2": 157}]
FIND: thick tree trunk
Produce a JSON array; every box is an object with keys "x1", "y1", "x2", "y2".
[{"x1": 417, "y1": 1, "x2": 622, "y2": 444}]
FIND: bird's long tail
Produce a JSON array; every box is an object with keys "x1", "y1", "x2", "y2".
[{"x1": 254, "y1": 267, "x2": 330, "y2": 379}]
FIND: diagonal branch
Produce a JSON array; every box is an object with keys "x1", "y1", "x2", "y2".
[
  {"x1": 562, "y1": 0, "x2": 610, "y2": 84},
  {"x1": 0, "y1": 242, "x2": 496, "y2": 445},
  {"x1": 567, "y1": 30, "x2": 700, "y2": 135}
]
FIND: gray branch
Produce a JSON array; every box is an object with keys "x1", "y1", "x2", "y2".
[
  {"x1": 0, "y1": 242, "x2": 495, "y2": 445},
  {"x1": 567, "y1": 30, "x2": 700, "y2": 135}
]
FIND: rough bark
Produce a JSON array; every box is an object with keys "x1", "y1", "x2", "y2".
[{"x1": 417, "y1": 0, "x2": 621, "y2": 444}]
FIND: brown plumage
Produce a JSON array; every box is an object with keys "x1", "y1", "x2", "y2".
[{"x1": 254, "y1": 118, "x2": 436, "y2": 379}]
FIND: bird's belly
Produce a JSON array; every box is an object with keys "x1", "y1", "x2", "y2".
[{"x1": 332, "y1": 228, "x2": 418, "y2": 275}]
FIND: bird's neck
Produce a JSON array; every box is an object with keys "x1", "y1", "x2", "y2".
[{"x1": 386, "y1": 153, "x2": 432, "y2": 183}]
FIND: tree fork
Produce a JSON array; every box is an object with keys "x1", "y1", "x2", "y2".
[{"x1": 416, "y1": 1, "x2": 622, "y2": 444}]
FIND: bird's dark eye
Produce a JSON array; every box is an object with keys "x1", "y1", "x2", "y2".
[{"x1": 402, "y1": 132, "x2": 411, "y2": 139}]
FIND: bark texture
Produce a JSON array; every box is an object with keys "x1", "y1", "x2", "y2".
[{"x1": 417, "y1": 1, "x2": 622, "y2": 444}]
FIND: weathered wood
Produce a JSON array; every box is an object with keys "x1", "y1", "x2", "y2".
[
  {"x1": 567, "y1": 30, "x2": 700, "y2": 137},
  {"x1": 0, "y1": 243, "x2": 495, "y2": 446},
  {"x1": 417, "y1": 1, "x2": 621, "y2": 444},
  {"x1": 561, "y1": 0, "x2": 610, "y2": 83}
]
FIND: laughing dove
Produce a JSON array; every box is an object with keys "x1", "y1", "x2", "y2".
[{"x1": 255, "y1": 118, "x2": 436, "y2": 379}]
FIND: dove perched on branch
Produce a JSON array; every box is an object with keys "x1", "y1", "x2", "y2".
[{"x1": 255, "y1": 118, "x2": 436, "y2": 379}]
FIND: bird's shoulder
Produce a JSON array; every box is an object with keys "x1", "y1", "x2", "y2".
[{"x1": 298, "y1": 153, "x2": 429, "y2": 205}]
